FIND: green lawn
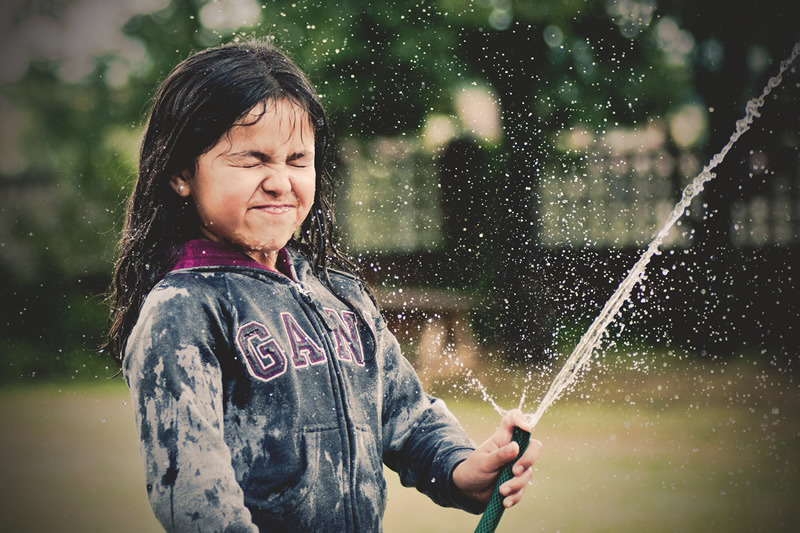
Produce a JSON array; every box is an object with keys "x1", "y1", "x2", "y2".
[{"x1": 1, "y1": 355, "x2": 798, "y2": 532}]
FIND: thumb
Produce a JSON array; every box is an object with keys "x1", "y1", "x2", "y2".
[{"x1": 484, "y1": 439, "x2": 520, "y2": 473}]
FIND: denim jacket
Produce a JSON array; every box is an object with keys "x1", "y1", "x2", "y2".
[{"x1": 123, "y1": 241, "x2": 481, "y2": 532}]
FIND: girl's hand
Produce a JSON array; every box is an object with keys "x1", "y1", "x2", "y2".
[{"x1": 451, "y1": 409, "x2": 543, "y2": 508}]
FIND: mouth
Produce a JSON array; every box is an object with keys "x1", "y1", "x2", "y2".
[{"x1": 252, "y1": 205, "x2": 295, "y2": 214}]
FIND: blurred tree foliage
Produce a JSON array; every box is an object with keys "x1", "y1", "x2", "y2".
[{"x1": 1, "y1": 0, "x2": 797, "y2": 382}]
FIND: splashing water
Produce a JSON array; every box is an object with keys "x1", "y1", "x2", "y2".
[
  {"x1": 482, "y1": 42, "x2": 800, "y2": 428},
  {"x1": 523, "y1": 43, "x2": 800, "y2": 428}
]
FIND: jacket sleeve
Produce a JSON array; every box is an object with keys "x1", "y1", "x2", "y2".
[
  {"x1": 376, "y1": 313, "x2": 486, "y2": 515},
  {"x1": 123, "y1": 280, "x2": 259, "y2": 533}
]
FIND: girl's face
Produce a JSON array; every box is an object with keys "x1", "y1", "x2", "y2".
[{"x1": 171, "y1": 99, "x2": 316, "y2": 269}]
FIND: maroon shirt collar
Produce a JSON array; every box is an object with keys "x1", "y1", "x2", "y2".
[{"x1": 170, "y1": 240, "x2": 294, "y2": 280}]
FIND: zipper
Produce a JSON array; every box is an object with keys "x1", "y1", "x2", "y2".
[{"x1": 293, "y1": 276, "x2": 359, "y2": 531}]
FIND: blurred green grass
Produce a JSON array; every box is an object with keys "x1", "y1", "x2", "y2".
[{"x1": 0, "y1": 353, "x2": 798, "y2": 532}]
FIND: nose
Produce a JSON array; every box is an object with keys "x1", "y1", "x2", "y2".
[{"x1": 260, "y1": 164, "x2": 292, "y2": 196}]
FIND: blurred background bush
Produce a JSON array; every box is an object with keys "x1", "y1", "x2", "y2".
[{"x1": 0, "y1": 0, "x2": 798, "y2": 384}]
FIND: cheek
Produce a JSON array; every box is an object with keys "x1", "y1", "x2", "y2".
[
  {"x1": 194, "y1": 191, "x2": 238, "y2": 223},
  {"x1": 297, "y1": 175, "x2": 317, "y2": 213}
]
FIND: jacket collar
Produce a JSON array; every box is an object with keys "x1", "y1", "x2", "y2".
[{"x1": 170, "y1": 239, "x2": 295, "y2": 280}]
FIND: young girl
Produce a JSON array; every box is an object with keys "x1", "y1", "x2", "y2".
[{"x1": 107, "y1": 39, "x2": 541, "y2": 532}]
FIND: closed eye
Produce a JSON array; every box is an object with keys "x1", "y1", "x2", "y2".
[
  {"x1": 287, "y1": 152, "x2": 314, "y2": 168},
  {"x1": 227, "y1": 152, "x2": 265, "y2": 168},
  {"x1": 226, "y1": 150, "x2": 313, "y2": 168}
]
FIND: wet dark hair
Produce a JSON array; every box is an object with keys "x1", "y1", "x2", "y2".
[{"x1": 106, "y1": 39, "x2": 361, "y2": 361}]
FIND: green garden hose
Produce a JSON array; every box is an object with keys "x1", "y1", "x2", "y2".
[{"x1": 474, "y1": 426, "x2": 531, "y2": 533}]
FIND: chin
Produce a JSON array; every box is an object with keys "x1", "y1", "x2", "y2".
[{"x1": 244, "y1": 238, "x2": 291, "y2": 254}]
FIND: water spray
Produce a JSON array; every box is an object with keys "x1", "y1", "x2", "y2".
[
  {"x1": 525, "y1": 41, "x2": 799, "y2": 431},
  {"x1": 474, "y1": 41, "x2": 799, "y2": 532}
]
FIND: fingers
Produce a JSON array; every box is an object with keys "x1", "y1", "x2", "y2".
[
  {"x1": 488, "y1": 408, "x2": 531, "y2": 451},
  {"x1": 501, "y1": 437, "x2": 542, "y2": 508},
  {"x1": 482, "y1": 436, "x2": 542, "y2": 488},
  {"x1": 499, "y1": 479, "x2": 528, "y2": 507},
  {"x1": 497, "y1": 463, "x2": 533, "y2": 507},
  {"x1": 482, "y1": 439, "x2": 520, "y2": 473},
  {"x1": 504, "y1": 408, "x2": 532, "y2": 433},
  {"x1": 484, "y1": 409, "x2": 541, "y2": 473},
  {"x1": 513, "y1": 437, "x2": 542, "y2": 474},
  {"x1": 495, "y1": 409, "x2": 530, "y2": 439}
]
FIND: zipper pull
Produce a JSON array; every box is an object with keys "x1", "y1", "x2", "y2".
[{"x1": 294, "y1": 281, "x2": 312, "y2": 301}]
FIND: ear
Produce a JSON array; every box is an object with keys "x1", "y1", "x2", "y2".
[{"x1": 169, "y1": 171, "x2": 192, "y2": 197}]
